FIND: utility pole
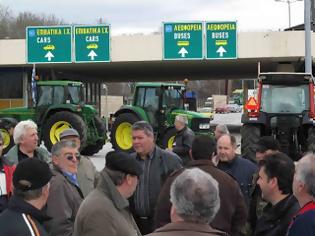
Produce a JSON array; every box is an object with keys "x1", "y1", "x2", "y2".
[{"x1": 304, "y1": 0, "x2": 312, "y2": 74}]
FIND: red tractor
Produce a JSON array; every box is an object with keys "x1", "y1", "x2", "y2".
[{"x1": 241, "y1": 72, "x2": 315, "y2": 161}]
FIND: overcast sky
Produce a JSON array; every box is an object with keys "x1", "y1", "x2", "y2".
[{"x1": 1, "y1": 0, "x2": 305, "y2": 35}]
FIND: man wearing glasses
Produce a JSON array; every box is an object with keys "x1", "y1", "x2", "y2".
[
  {"x1": 45, "y1": 140, "x2": 84, "y2": 236},
  {"x1": 59, "y1": 128, "x2": 98, "y2": 197}
]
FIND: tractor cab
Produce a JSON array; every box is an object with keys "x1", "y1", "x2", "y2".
[
  {"x1": 133, "y1": 83, "x2": 185, "y2": 129},
  {"x1": 36, "y1": 81, "x2": 84, "y2": 107},
  {"x1": 241, "y1": 72, "x2": 315, "y2": 161}
]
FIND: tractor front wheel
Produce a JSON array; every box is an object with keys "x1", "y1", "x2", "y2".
[
  {"x1": 110, "y1": 113, "x2": 139, "y2": 152},
  {"x1": 0, "y1": 118, "x2": 17, "y2": 154},
  {"x1": 162, "y1": 128, "x2": 177, "y2": 149}
]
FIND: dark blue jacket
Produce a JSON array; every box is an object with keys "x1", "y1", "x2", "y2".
[
  {"x1": 287, "y1": 202, "x2": 315, "y2": 236},
  {"x1": 218, "y1": 155, "x2": 258, "y2": 206},
  {"x1": 0, "y1": 195, "x2": 50, "y2": 236}
]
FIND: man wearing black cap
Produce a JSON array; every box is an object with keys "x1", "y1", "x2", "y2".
[
  {"x1": 0, "y1": 158, "x2": 53, "y2": 235},
  {"x1": 59, "y1": 128, "x2": 98, "y2": 197},
  {"x1": 73, "y1": 151, "x2": 142, "y2": 236}
]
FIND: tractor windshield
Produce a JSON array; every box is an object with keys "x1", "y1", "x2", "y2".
[
  {"x1": 67, "y1": 86, "x2": 84, "y2": 104},
  {"x1": 162, "y1": 87, "x2": 183, "y2": 109},
  {"x1": 260, "y1": 84, "x2": 309, "y2": 113}
]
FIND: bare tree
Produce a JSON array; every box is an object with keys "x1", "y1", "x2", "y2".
[
  {"x1": 0, "y1": 4, "x2": 13, "y2": 39},
  {"x1": 0, "y1": 4, "x2": 65, "y2": 39}
]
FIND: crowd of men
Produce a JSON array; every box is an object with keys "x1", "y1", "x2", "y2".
[{"x1": 0, "y1": 116, "x2": 315, "y2": 235}]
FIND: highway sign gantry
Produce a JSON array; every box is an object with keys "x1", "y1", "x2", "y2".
[
  {"x1": 206, "y1": 21, "x2": 237, "y2": 59},
  {"x1": 26, "y1": 26, "x2": 72, "y2": 63},
  {"x1": 163, "y1": 22, "x2": 203, "y2": 60},
  {"x1": 74, "y1": 25, "x2": 110, "y2": 62}
]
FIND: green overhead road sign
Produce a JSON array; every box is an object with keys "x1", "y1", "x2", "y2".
[
  {"x1": 163, "y1": 22, "x2": 203, "y2": 60},
  {"x1": 206, "y1": 21, "x2": 237, "y2": 59},
  {"x1": 74, "y1": 25, "x2": 110, "y2": 62},
  {"x1": 26, "y1": 26, "x2": 72, "y2": 63}
]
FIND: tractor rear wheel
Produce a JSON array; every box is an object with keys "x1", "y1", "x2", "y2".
[
  {"x1": 110, "y1": 113, "x2": 139, "y2": 152},
  {"x1": 241, "y1": 124, "x2": 261, "y2": 162},
  {"x1": 43, "y1": 111, "x2": 87, "y2": 151},
  {"x1": 81, "y1": 116, "x2": 106, "y2": 156},
  {"x1": 162, "y1": 128, "x2": 177, "y2": 149}
]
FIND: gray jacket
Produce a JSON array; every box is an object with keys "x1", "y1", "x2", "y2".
[
  {"x1": 4, "y1": 144, "x2": 50, "y2": 166},
  {"x1": 45, "y1": 166, "x2": 83, "y2": 236},
  {"x1": 77, "y1": 155, "x2": 98, "y2": 197},
  {"x1": 129, "y1": 146, "x2": 182, "y2": 218},
  {"x1": 73, "y1": 170, "x2": 141, "y2": 236}
]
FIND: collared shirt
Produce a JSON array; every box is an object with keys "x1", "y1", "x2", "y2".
[
  {"x1": 133, "y1": 148, "x2": 155, "y2": 217},
  {"x1": 63, "y1": 171, "x2": 79, "y2": 187},
  {"x1": 17, "y1": 148, "x2": 38, "y2": 163}
]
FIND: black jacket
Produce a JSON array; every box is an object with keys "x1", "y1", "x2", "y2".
[
  {"x1": 172, "y1": 127, "x2": 194, "y2": 165},
  {"x1": 0, "y1": 195, "x2": 50, "y2": 236},
  {"x1": 254, "y1": 194, "x2": 299, "y2": 236}
]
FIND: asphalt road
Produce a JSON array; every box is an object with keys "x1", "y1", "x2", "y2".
[{"x1": 90, "y1": 112, "x2": 243, "y2": 171}]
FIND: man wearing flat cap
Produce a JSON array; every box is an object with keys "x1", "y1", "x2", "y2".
[
  {"x1": 0, "y1": 158, "x2": 53, "y2": 235},
  {"x1": 73, "y1": 151, "x2": 142, "y2": 236},
  {"x1": 59, "y1": 128, "x2": 98, "y2": 197}
]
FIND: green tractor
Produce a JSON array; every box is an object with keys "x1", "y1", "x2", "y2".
[
  {"x1": 0, "y1": 80, "x2": 106, "y2": 155},
  {"x1": 241, "y1": 73, "x2": 315, "y2": 161},
  {"x1": 110, "y1": 82, "x2": 212, "y2": 152}
]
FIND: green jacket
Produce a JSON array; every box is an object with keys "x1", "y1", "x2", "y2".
[
  {"x1": 4, "y1": 145, "x2": 50, "y2": 166},
  {"x1": 73, "y1": 170, "x2": 141, "y2": 236}
]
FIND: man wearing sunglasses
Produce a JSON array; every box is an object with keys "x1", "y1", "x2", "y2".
[
  {"x1": 45, "y1": 140, "x2": 84, "y2": 236},
  {"x1": 59, "y1": 128, "x2": 98, "y2": 197}
]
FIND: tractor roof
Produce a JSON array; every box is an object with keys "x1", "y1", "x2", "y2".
[
  {"x1": 136, "y1": 82, "x2": 185, "y2": 88},
  {"x1": 36, "y1": 80, "x2": 83, "y2": 86},
  {"x1": 258, "y1": 72, "x2": 313, "y2": 84}
]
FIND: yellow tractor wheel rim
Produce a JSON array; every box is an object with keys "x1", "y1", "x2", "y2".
[
  {"x1": 167, "y1": 135, "x2": 175, "y2": 149},
  {"x1": 0, "y1": 129, "x2": 11, "y2": 150},
  {"x1": 50, "y1": 121, "x2": 72, "y2": 144},
  {"x1": 115, "y1": 122, "x2": 133, "y2": 150}
]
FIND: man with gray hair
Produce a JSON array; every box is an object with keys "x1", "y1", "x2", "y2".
[
  {"x1": 45, "y1": 140, "x2": 83, "y2": 236},
  {"x1": 214, "y1": 124, "x2": 229, "y2": 141},
  {"x1": 168, "y1": 115, "x2": 194, "y2": 165},
  {"x1": 4, "y1": 120, "x2": 50, "y2": 166},
  {"x1": 129, "y1": 121, "x2": 182, "y2": 234},
  {"x1": 147, "y1": 168, "x2": 228, "y2": 236},
  {"x1": 287, "y1": 153, "x2": 315, "y2": 235}
]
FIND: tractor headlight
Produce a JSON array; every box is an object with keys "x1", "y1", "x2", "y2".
[{"x1": 199, "y1": 123, "x2": 210, "y2": 130}]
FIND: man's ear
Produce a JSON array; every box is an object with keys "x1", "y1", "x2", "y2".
[
  {"x1": 52, "y1": 156, "x2": 59, "y2": 166},
  {"x1": 125, "y1": 174, "x2": 133, "y2": 185},
  {"x1": 297, "y1": 180, "x2": 306, "y2": 193}
]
